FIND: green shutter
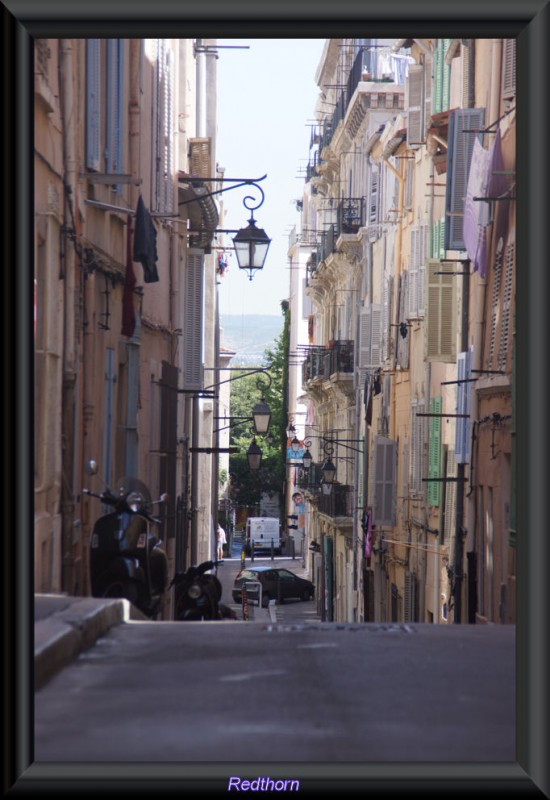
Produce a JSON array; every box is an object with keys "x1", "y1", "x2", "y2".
[{"x1": 428, "y1": 396, "x2": 442, "y2": 506}]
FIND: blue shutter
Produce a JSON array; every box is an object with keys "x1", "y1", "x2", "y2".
[
  {"x1": 445, "y1": 108, "x2": 486, "y2": 251},
  {"x1": 86, "y1": 40, "x2": 101, "y2": 171},
  {"x1": 106, "y1": 39, "x2": 124, "y2": 189},
  {"x1": 455, "y1": 350, "x2": 472, "y2": 463}
]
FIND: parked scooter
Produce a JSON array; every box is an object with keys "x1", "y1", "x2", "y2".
[
  {"x1": 170, "y1": 560, "x2": 237, "y2": 621},
  {"x1": 83, "y1": 460, "x2": 168, "y2": 619}
]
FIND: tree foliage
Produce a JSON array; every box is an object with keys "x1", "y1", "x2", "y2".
[{"x1": 228, "y1": 304, "x2": 290, "y2": 514}]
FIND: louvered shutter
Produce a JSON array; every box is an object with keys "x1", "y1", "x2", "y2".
[
  {"x1": 373, "y1": 436, "x2": 396, "y2": 526},
  {"x1": 182, "y1": 250, "x2": 204, "y2": 391},
  {"x1": 417, "y1": 223, "x2": 427, "y2": 317},
  {"x1": 425, "y1": 259, "x2": 457, "y2": 362},
  {"x1": 455, "y1": 350, "x2": 472, "y2": 463},
  {"x1": 404, "y1": 571, "x2": 417, "y2": 622},
  {"x1": 106, "y1": 40, "x2": 124, "y2": 190},
  {"x1": 407, "y1": 64, "x2": 424, "y2": 146},
  {"x1": 368, "y1": 165, "x2": 380, "y2": 239},
  {"x1": 410, "y1": 399, "x2": 426, "y2": 497},
  {"x1": 502, "y1": 39, "x2": 516, "y2": 100},
  {"x1": 401, "y1": 438, "x2": 409, "y2": 519},
  {"x1": 445, "y1": 108, "x2": 486, "y2": 250},
  {"x1": 86, "y1": 39, "x2": 101, "y2": 171},
  {"x1": 396, "y1": 273, "x2": 409, "y2": 369},
  {"x1": 428, "y1": 396, "x2": 442, "y2": 506},
  {"x1": 358, "y1": 304, "x2": 382, "y2": 380},
  {"x1": 498, "y1": 240, "x2": 514, "y2": 370},
  {"x1": 423, "y1": 52, "x2": 432, "y2": 135},
  {"x1": 408, "y1": 227, "x2": 419, "y2": 319},
  {"x1": 444, "y1": 447, "x2": 457, "y2": 543}
]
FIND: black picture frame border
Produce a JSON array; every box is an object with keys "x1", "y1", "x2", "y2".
[{"x1": 3, "y1": 0, "x2": 548, "y2": 796}]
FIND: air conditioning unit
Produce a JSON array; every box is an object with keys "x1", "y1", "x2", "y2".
[{"x1": 188, "y1": 137, "x2": 212, "y2": 179}]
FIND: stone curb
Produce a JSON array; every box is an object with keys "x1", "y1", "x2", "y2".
[{"x1": 35, "y1": 595, "x2": 129, "y2": 691}]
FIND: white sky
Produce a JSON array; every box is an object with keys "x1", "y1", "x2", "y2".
[{"x1": 215, "y1": 38, "x2": 325, "y2": 318}]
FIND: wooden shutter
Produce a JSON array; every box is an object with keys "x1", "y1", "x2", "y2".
[
  {"x1": 404, "y1": 571, "x2": 417, "y2": 622},
  {"x1": 407, "y1": 64, "x2": 425, "y2": 146},
  {"x1": 444, "y1": 108, "x2": 486, "y2": 251},
  {"x1": 433, "y1": 39, "x2": 451, "y2": 115},
  {"x1": 396, "y1": 273, "x2": 409, "y2": 369},
  {"x1": 154, "y1": 41, "x2": 175, "y2": 213},
  {"x1": 488, "y1": 238, "x2": 504, "y2": 367},
  {"x1": 455, "y1": 350, "x2": 473, "y2": 463},
  {"x1": 425, "y1": 259, "x2": 457, "y2": 362},
  {"x1": 411, "y1": 398, "x2": 426, "y2": 496},
  {"x1": 86, "y1": 39, "x2": 101, "y2": 171},
  {"x1": 428, "y1": 396, "x2": 442, "y2": 506},
  {"x1": 358, "y1": 304, "x2": 382, "y2": 380},
  {"x1": 106, "y1": 40, "x2": 124, "y2": 189},
  {"x1": 182, "y1": 250, "x2": 204, "y2": 390},
  {"x1": 373, "y1": 436, "x2": 396, "y2": 526},
  {"x1": 502, "y1": 39, "x2": 516, "y2": 100},
  {"x1": 368, "y1": 164, "x2": 380, "y2": 238},
  {"x1": 498, "y1": 240, "x2": 514, "y2": 371},
  {"x1": 444, "y1": 448, "x2": 457, "y2": 543}
]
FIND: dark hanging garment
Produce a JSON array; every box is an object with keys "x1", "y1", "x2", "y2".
[
  {"x1": 122, "y1": 216, "x2": 136, "y2": 337},
  {"x1": 133, "y1": 195, "x2": 159, "y2": 283}
]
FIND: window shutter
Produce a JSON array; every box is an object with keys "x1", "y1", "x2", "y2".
[
  {"x1": 488, "y1": 238, "x2": 504, "y2": 366},
  {"x1": 358, "y1": 304, "x2": 382, "y2": 383},
  {"x1": 444, "y1": 447, "x2": 457, "y2": 543},
  {"x1": 407, "y1": 64, "x2": 424, "y2": 146},
  {"x1": 86, "y1": 39, "x2": 101, "y2": 171},
  {"x1": 404, "y1": 571, "x2": 417, "y2": 622},
  {"x1": 368, "y1": 164, "x2": 380, "y2": 238},
  {"x1": 373, "y1": 436, "x2": 396, "y2": 526},
  {"x1": 410, "y1": 398, "x2": 426, "y2": 497},
  {"x1": 401, "y1": 438, "x2": 409, "y2": 520},
  {"x1": 425, "y1": 259, "x2": 457, "y2": 362},
  {"x1": 396, "y1": 273, "x2": 409, "y2": 369},
  {"x1": 433, "y1": 39, "x2": 451, "y2": 115},
  {"x1": 455, "y1": 350, "x2": 473, "y2": 463},
  {"x1": 417, "y1": 223, "x2": 427, "y2": 317},
  {"x1": 106, "y1": 40, "x2": 124, "y2": 190},
  {"x1": 423, "y1": 52, "x2": 432, "y2": 135},
  {"x1": 182, "y1": 250, "x2": 204, "y2": 391},
  {"x1": 428, "y1": 395, "x2": 442, "y2": 506},
  {"x1": 502, "y1": 39, "x2": 516, "y2": 100},
  {"x1": 408, "y1": 227, "x2": 419, "y2": 319},
  {"x1": 154, "y1": 41, "x2": 175, "y2": 213},
  {"x1": 498, "y1": 240, "x2": 514, "y2": 371},
  {"x1": 444, "y1": 108, "x2": 486, "y2": 251}
]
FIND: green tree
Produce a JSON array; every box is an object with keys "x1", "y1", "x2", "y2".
[{"x1": 228, "y1": 302, "x2": 290, "y2": 516}]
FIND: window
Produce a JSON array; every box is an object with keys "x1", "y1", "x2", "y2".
[
  {"x1": 86, "y1": 39, "x2": 125, "y2": 184},
  {"x1": 455, "y1": 349, "x2": 473, "y2": 463},
  {"x1": 410, "y1": 398, "x2": 427, "y2": 497},
  {"x1": 373, "y1": 436, "x2": 396, "y2": 526},
  {"x1": 427, "y1": 396, "x2": 442, "y2": 506},
  {"x1": 425, "y1": 259, "x2": 457, "y2": 362},
  {"x1": 152, "y1": 39, "x2": 175, "y2": 213},
  {"x1": 444, "y1": 108, "x2": 486, "y2": 251}
]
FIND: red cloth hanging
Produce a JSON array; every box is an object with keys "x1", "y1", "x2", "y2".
[{"x1": 121, "y1": 216, "x2": 136, "y2": 337}]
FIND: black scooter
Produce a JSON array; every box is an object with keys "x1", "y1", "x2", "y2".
[
  {"x1": 83, "y1": 460, "x2": 168, "y2": 619},
  {"x1": 170, "y1": 560, "x2": 237, "y2": 621}
]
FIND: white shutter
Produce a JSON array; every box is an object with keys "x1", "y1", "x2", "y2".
[
  {"x1": 417, "y1": 223, "x2": 428, "y2": 317},
  {"x1": 498, "y1": 240, "x2": 514, "y2": 371},
  {"x1": 358, "y1": 304, "x2": 383, "y2": 384},
  {"x1": 411, "y1": 398, "x2": 427, "y2": 496},
  {"x1": 407, "y1": 64, "x2": 425, "y2": 147},
  {"x1": 397, "y1": 273, "x2": 409, "y2": 370},
  {"x1": 502, "y1": 39, "x2": 516, "y2": 100},
  {"x1": 425, "y1": 259, "x2": 457, "y2": 362},
  {"x1": 182, "y1": 250, "x2": 204, "y2": 390}
]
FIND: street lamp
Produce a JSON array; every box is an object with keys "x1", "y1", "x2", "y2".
[
  {"x1": 232, "y1": 215, "x2": 271, "y2": 281},
  {"x1": 246, "y1": 438, "x2": 263, "y2": 471},
  {"x1": 251, "y1": 396, "x2": 272, "y2": 435}
]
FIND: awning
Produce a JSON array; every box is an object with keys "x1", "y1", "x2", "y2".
[{"x1": 177, "y1": 173, "x2": 219, "y2": 252}]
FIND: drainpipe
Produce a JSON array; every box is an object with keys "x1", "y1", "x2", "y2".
[
  {"x1": 59, "y1": 39, "x2": 78, "y2": 593},
  {"x1": 464, "y1": 39, "x2": 501, "y2": 618}
]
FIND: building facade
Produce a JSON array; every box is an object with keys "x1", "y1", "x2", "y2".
[
  {"x1": 34, "y1": 38, "x2": 223, "y2": 615},
  {"x1": 288, "y1": 37, "x2": 516, "y2": 625}
]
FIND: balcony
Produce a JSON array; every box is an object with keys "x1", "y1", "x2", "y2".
[
  {"x1": 318, "y1": 484, "x2": 354, "y2": 519},
  {"x1": 337, "y1": 197, "x2": 365, "y2": 235},
  {"x1": 323, "y1": 340, "x2": 354, "y2": 378},
  {"x1": 296, "y1": 463, "x2": 324, "y2": 495},
  {"x1": 302, "y1": 347, "x2": 327, "y2": 383}
]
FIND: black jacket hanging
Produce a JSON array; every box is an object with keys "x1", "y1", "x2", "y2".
[{"x1": 133, "y1": 195, "x2": 159, "y2": 283}]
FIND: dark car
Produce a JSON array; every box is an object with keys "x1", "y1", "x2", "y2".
[{"x1": 232, "y1": 566, "x2": 315, "y2": 607}]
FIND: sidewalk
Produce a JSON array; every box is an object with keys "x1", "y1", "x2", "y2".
[{"x1": 34, "y1": 593, "x2": 145, "y2": 691}]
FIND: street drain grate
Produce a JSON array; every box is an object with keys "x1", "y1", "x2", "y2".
[{"x1": 263, "y1": 623, "x2": 416, "y2": 633}]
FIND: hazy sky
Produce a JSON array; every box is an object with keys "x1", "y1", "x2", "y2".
[{"x1": 215, "y1": 38, "x2": 325, "y2": 319}]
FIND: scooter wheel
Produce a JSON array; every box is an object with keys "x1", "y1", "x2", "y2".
[{"x1": 100, "y1": 579, "x2": 139, "y2": 606}]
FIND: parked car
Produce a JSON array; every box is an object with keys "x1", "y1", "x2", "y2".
[{"x1": 232, "y1": 566, "x2": 314, "y2": 607}]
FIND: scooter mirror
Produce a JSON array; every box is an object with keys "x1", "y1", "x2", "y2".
[
  {"x1": 160, "y1": 493, "x2": 169, "y2": 504},
  {"x1": 86, "y1": 459, "x2": 98, "y2": 476}
]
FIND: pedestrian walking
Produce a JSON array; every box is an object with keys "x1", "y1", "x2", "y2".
[{"x1": 217, "y1": 523, "x2": 227, "y2": 560}]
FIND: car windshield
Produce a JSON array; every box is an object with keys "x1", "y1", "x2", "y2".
[{"x1": 237, "y1": 570, "x2": 259, "y2": 581}]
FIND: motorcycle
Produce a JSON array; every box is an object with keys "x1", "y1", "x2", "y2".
[
  {"x1": 83, "y1": 460, "x2": 168, "y2": 619},
  {"x1": 170, "y1": 560, "x2": 237, "y2": 621}
]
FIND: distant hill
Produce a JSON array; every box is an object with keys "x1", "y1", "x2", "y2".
[{"x1": 220, "y1": 314, "x2": 284, "y2": 365}]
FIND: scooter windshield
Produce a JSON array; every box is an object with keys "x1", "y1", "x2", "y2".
[{"x1": 114, "y1": 476, "x2": 153, "y2": 512}]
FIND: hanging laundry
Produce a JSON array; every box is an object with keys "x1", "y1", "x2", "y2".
[
  {"x1": 133, "y1": 195, "x2": 159, "y2": 283},
  {"x1": 121, "y1": 216, "x2": 136, "y2": 337}
]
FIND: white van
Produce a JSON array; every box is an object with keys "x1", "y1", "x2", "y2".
[{"x1": 245, "y1": 517, "x2": 282, "y2": 555}]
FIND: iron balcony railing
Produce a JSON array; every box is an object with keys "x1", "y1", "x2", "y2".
[
  {"x1": 337, "y1": 197, "x2": 366, "y2": 235},
  {"x1": 319, "y1": 483, "x2": 354, "y2": 518},
  {"x1": 295, "y1": 463, "x2": 324, "y2": 494},
  {"x1": 323, "y1": 340, "x2": 354, "y2": 377},
  {"x1": 302, "y1": 347, "x2": 327, "y2": 383}
]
